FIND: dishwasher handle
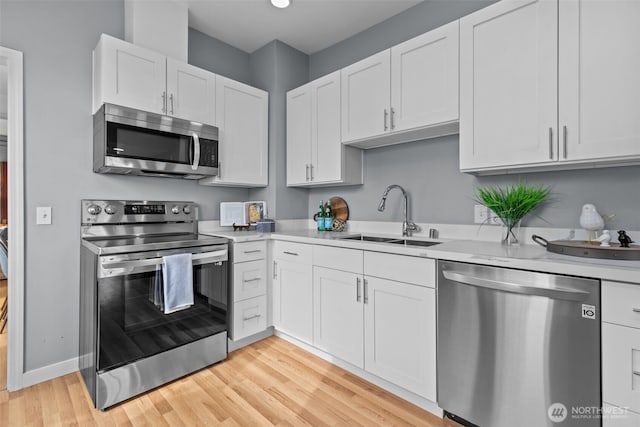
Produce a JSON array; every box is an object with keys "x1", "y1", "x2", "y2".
[{"x1": 442, "y1": 270, "x2": 589, "y2": 302}]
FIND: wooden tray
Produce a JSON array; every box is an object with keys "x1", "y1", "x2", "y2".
[
  {"x1": 532, "y1": 235, "x2": 640, "y2": 260},
  {"x1": 328, "y1": 197, "x2": 349, "y2": 221}
]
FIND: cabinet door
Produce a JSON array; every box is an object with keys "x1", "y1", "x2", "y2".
[
  {"x1": 313, "y1": 267, "x2": 364, "y2": 368},
  {"x1": 311, "y1": 71, "x2": 342, "y2": 183},
  {"x1": 459, "y1": 0, "x2": 558, "y2": 171},
  {"x1": 94, "y1": 34, "x2": 166, "y2": 114},
  {"x1": 341, "y1": 50, "x2": 391, "y2": 143},
  {"x1": 391, "y1": 20, "x2": 459, "y2": 132},
  {"x1": 559, "y1": 0, "x2": 640, "y2": 162},
  {"x1": 232, "y1": 296, "x2": 267, "y2": 341},
  {"x1": 205, "y1": 76, "x2": 268, "y2": 187},
  {"x1": 602, "y1": 322, "x2": 640, "y2": 414},
  {"x1": 166, "y1": 58, "x2": 216, "y2": 126},
  {"x1": 364, "y1": 276, "x2": 436, "y2": 401},
  {"x1": 233, "y1": 259, "x2": 267, "y2": 302},
  {"x1": 286, "y1": 84, "x2": 312, "y2": 186},
  {"x1": 273, "y1": 259, "x2": 313, "y2": 344},
  {"x1": 602, "y1": 404, "x2": 640, "y2": 427}
]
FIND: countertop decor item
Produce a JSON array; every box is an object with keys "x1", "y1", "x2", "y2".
[
  {"x1": 477, "y1": 182, "x2": 551, "y2": 246},
  {"x1": 328, "y1": 197, "x2": 349, "y2": 221},
  {"x1": 579, "y1": 203, "x2": 605, "y2": 241},
  {"x1": 532, "y1": 233, "x2": 640, "y2": 260}
]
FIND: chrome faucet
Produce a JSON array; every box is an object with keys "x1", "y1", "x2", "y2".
[{"x1": 377, "y1": 184, "x2": 418, "y2": 237}]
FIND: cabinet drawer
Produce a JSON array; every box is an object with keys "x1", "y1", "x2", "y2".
[
  {"x1": 233, "y1": 241, "x2": 267, "y2": 263},
  {"x1": 603, "y1": 404, "x2": 640, "y2": 427},
  {"x1": 273, "y1": 241, "x2": 312, "y2": 264},
  {"x1": 602, "y1": 322, "x2": 640, "y2": 413},
  {"x1": 603, "y1": 281, "x2": 640, "y2": 328},
  {"x1": 364, "y1": 252, "x2": 435, "y2": 287},
  {"x1": 313, "y1": 245, "x2": 363, "y2": 274},
  {"x1": 232, "y1": 295, "x2": 267, "y2": 341},
  {"x1": 233, "y1": 259, "x2": 267, "y2": 302}
]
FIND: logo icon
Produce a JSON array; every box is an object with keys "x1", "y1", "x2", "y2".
[
  {"x1": 582, "y1": 304, "x2": 596, "y2": 320},
  {"x1": 548, "y1": 403, "x2": 568, "y2": 423}
]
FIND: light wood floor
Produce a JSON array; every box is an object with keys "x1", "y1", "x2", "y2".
[{"x1": 0, "y1": 336, "x2": 455, "y2": 426}]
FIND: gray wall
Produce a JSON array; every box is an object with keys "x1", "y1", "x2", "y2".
[
  {"x1": 188, "y1": 28, "x2": 252, "y2": 85},
  {"x1": 0, "y1": 0, "x2": 249, "y2": 371},
  {"x1": 248, "y1": 40, "x2": 309, "y2": 219},
  {"x1": 306, "y1": 0, "x2": 640, "y2": 231}
]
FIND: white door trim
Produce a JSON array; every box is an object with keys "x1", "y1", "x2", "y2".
[{"x1": 1, "y1": 45, "x2": 25, "y2": 391}]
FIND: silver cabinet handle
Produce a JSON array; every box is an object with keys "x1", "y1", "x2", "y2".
[
  {"x1": 243, "y1": 277, "x2": 261, "y2": 283},
  {"x1": 548, "y1": 127, "x2": 553, "y2": 159},
  {"x1": 390, "y1": 107, "x2": 396, "y2": 130},
  {"x1": 310, "y1": 164, "x2": 314, "y2": 181},
  {"x1": 306, "y1": 164, "x2": 310, "y2": 181},
  {"x1": 162, "y1": 91, "x2": 167, "y2": 114},
  {"x1": 563, "y1": 125, "x2": 568, "y2": 159},
  {"x1": 633, "y1": 370, "x2": 640, "y2": 376},
  {"x1": 283, "y1": 251, "x2": 298, "y2": 256},
  {"x1": 243, "y1": 314, "x2": 262, "y2": 321},
  {"x1": 442, "y1": 270, "x2": 589, "y2": 302},
  {"x1": 632, "y1": 308, "x2": 640, "y2": 313},
  {"x1": 356, "y1": 277, "x2": 361, "y2": 302},
  {"x1": 363, "y1": 279, "x2": 369, "y2": 304},
  {"x1": 217, "y1": 162, "x2": 222, "y2": 179},
  {"x1": 191, "y1": 132, "x2": 200, "y2": 171},
  {"x1": 273, "y1": 260, "x2": 277, "y2": 279},
  {"x1": 170, "y1": 93, "x2": 174, "y2": 115},
  {"x1": 384, "y1": 109, "x2": 389, "y2": 131},
  {"x1": 243, "y1": 250, "x2": 262, "y2": 254}
]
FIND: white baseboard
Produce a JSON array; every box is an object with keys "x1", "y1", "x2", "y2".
[
  {"x1": 274, "y1": 330, "x2": 443, "y2": 418},
  {"x1": 21, "y1": 357, "x2": 78, "y2": 388}
]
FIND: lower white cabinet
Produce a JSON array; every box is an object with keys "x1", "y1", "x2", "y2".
[
  {"x1": 602, "y1": 403, "x2": 640, "y2": 427},
  {"x1": 313, "y1": 266, "x2": 364, "y2": 368},
  {"x1": 363, "y1": 276, "x2": 436, "y2": 402},
  {"x1": 233, "y1": 296, "x2": 267, "y2": 341},
  {"x1": 272, "y1": 242, "x2": 313, "y2": 344}
]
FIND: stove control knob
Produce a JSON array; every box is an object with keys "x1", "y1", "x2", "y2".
[
  {"x1": 104, "y1": 205, "x2": 117, "y2": 215},
  {"x1": 182, "y1": 205, "x2": 192, "y2": 215},
  {"x1": 171, "y1": 205, "x2": 180, "y2": 214},
  {"x1": 87, "y1": 204, "x2": 102, "y2": 215}
]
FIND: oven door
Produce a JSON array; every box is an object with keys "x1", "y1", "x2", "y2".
[{"x1": 97, "y1": 245, "x2": 228, "y2": 373}]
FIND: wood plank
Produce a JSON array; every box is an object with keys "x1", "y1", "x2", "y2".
[{"x1": 0, "y1": 336, "x2": 447, "y2": 426}]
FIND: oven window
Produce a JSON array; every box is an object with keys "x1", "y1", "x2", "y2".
[
  {"x1": 106, "y1": 122, "x2": 193, "y2": 164},
  {"x1": 98, "y1": 262, "x2": 228, "y2": 372}
]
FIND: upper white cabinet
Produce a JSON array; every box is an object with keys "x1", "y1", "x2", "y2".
[
  {"x1": 286, "y1": 71, "x2": 362, "y2": 187},
  {"x1": 93, "y1": 34, "x2": 216, "y2": 126},
  {"x1": 340, "y1": 20, "x2": 459, "y2": 149},
  {"x1": 199, "y1": 75, "x2": 269, "y2": 187},
  {"x1": 460, "y1": 0, "x2": 640, "y2": 173}
]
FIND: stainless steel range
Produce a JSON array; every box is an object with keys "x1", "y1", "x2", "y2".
[{"x1": 79, "y1": 199, "x2": 229, "y2": 409}]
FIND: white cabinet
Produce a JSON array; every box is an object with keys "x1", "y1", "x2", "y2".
[
  {"x1": 272, "y1": 242, "x2": 313, "y2": 344},
  {"x1": 313, "y1": 266, "x2": 364, "y2": 368},
  {"x1": 199, "y1": 75, "x2": 269, "y2": 187},
  {"x1": 93, "y1": 34, "x2": 216, "y2": 126},
  {"x1": 286, "y1": 71, "x2": 362, "y2": 187},
  {"x1": 602, "y1": 280, "x2": 640, "y2": 418},
  {"x1": 363, "y1": 276, "x2": 436, "y2": 402},
  {"x1": 602, "y1": 403, "x2": 640, "y2": 427},
  {"x1": 230, "y1": 241, "x2": 268, "y2": 341},
  {"x1": 460, "y1": 0, "x2": 640, "y2": 173},
  {"x1": 341, "y1": 21, "x2": 459, "y2": 149}
]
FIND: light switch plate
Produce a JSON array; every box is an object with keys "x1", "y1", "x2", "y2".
[{"x1": 36, "y1": 206, "x2": 52, "y2": 225}]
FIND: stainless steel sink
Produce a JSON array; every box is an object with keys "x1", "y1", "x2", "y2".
[{"x1": 339, "y1": 234, "x2": 440, "y2": 247}]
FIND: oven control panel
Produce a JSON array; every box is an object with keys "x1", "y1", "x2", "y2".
[{"x1": 82, "y1": 200, "x2": 196, "y2": 225}]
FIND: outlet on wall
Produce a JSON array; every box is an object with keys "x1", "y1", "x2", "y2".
[{"x1": 474, "y1": 205, "x2": 488, "y2": 224}]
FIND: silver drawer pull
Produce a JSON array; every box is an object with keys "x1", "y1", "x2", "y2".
[
  {"x1": 243, "y1": 277, "x2": 261, "y2": 283},
  {"x1": 243, "y1": 250, "x2": 262, "y2": 254},
  {"x1": 632, "y1": 308, "x2": 640, "y2": 313},
  {"x1": 283, "y1": 251, "x2": 299, "y2": 256},
  {"x1": 633, "y1": 370, "x2": 640, "y2": 376},
  {"x1": 243, "y1": 314, "x2": 262, "y2": 321}
]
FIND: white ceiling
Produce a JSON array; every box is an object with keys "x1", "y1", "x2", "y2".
[{"x1": 183, "y1": 0, "x2": 423, "y2": 54}]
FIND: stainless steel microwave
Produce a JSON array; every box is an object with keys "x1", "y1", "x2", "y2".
[{"x1": 93, "y1": 103, "x2": 219, "y2": 179}]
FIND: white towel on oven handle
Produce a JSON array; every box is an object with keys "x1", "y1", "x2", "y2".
[{"x1": 162, "y1": 253, "x2": 194, "y2": 314}]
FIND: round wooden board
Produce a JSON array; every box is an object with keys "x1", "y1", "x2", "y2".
[{"x1": 328, "y1": 197, "x2": 349, "y2": 221}]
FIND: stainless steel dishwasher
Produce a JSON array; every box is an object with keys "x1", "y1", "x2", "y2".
[{"x1": 437, "y1": 260, "x2": 601, "y2": 427}]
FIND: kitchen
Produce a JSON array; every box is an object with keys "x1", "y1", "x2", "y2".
[{"x1": 1, "y1": 0, "x2": 640, "y2": 425}]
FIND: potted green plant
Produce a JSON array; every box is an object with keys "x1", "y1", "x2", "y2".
[{"x1": 476, "y1": 182, "x2": 551, "y2": 246}]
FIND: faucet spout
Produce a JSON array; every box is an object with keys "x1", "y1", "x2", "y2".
[{"x1": 377, "y1": 185, "x2": 418, "y2": 237}]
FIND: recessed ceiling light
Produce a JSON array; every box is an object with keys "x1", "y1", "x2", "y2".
[{"x1": 271, "y1": 0, "x2": 290, "y2": 9}]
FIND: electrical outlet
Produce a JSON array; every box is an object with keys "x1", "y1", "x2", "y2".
[
  {"x1": 37, "y1": 206, "x2": 52, "y2": 225},
  {"x1": 474, "y1": 205, "x2": 488, "y2": 224},
  {"x1": 488, "y1": 210, "x2": 502, "y2": 225}
]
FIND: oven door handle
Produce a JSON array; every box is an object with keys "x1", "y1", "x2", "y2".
[{"x1": 102, "y1": 249, "x2": 227, "y2": 270}]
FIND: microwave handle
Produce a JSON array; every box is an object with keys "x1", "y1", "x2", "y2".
[
  {"x1": 191, "y1": 132, "x2": 201, "y2": 171},
  {"x1": 102, "y1": 249, "x2": 227, "y2": 270}
]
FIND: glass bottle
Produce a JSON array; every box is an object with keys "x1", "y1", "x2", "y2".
[
  {"x1": 324, "y1": 200, "x2": 333, "y2": 231},
  {"x1": 316, "y1": 201, "x2": 325, "y2": 231}
]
